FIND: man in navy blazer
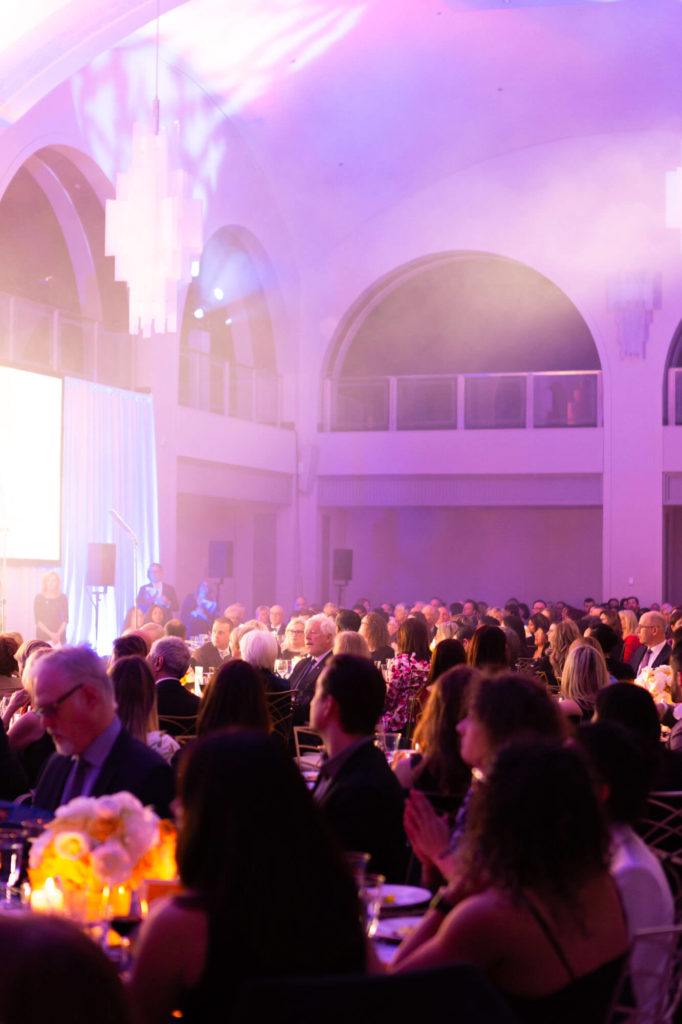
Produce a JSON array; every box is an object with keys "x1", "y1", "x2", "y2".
[
  {"x1": 32, "y1": 646, "x2": 174, "y2": 818},
  {"x1": 629, "y1": 611, "x2": 671, "y2": 674},
  {"x1": 311, "y1": 654, "x2": 407, "y2": 882}
]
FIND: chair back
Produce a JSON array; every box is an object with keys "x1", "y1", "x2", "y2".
[
  {"x1": 639, "y1": 791, "x2": 682, "y2": 857},
  {"x1": 266, "y1": 689, "x2": 295, "y2": 746},
  {"x1": 606, "y1": 924, "x2": 682, "y2": 1023},
  {"x1": 293, "y1": 725, "x2": 323, "y2": 766},
  {"x1": 158, "y1": 714, "x2": 197, "y2": 744}
]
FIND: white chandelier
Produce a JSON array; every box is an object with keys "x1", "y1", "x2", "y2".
[
  {"x1": 105, "y1": 110, "x2": 202, "y2": 338},
  {"x1": 666, "y1": 147, "x2": 682, "y2": 252}
]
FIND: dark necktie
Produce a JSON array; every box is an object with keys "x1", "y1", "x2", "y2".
[
  {"x1": 61, "y1": 756, "x2": 91, "y2": 803},
  {"x1": 293, "y1": 658, "x2": 317, "y2": 705},
  {"x1": 640, "y1": 648, "x2": 652, "y2": 670}
]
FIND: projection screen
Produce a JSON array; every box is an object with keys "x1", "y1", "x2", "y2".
[{"x1": 0, "y1": 366, "x2": 63, "y2": 562}]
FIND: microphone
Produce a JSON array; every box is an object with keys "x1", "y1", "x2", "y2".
[{"x1": 108, "y1": 508, "x2": 138, "y2": 543}]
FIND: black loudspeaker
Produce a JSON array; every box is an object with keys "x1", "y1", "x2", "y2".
[
  {"x1": 86, "y1": 543, "x2": 116, "y2": 587},
  {"x1": 208, "y1": 540, "x2": 233, "y2": 579},
  {"x1": 332, "y1": 548, "x2": 353, "y2": 584}
]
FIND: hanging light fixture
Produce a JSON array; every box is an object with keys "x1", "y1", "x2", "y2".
[
  {"x1": 666, "y1": 147, "x2": 682, "y2": 251},
  {"x1": 105, "y1": 2, "x2": 202, "y2": 337}
]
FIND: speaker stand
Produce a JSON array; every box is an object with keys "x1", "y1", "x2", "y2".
[{"x1": 88, "y1": 586, "x2": 107, "y2": 652}]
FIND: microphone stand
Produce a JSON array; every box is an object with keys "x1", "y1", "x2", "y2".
[{"x1": 108, "y1": 509, "x2": 140, "y2": 623}]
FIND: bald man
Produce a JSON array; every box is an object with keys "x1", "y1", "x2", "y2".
[{"x1": 629, "y1": 611, "x2": 670, "y2": 674}]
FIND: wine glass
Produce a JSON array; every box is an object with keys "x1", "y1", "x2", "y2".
[
  {"x1": 359, "y1": 873, "x2": 385, "y2": 938},
  {"x1": 0, "y1": 831, "x2": 25, "y2": 902}
]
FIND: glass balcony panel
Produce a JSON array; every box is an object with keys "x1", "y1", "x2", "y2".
[
  {"x1": 464, "y1": 375, "x2": 525, "y2": 429},
  {"x1": 533, "y1": 373, "x2": 598, "y2": 428},
  {"x1": 331, "y1": 379, "x2": 389, "y2": 431},
  {"x1": 396, "y1": 377, "x2": 457, "y2": 430}
]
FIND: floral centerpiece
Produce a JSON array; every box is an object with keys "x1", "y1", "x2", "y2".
[
  {"x1": 29, "y1": 792, "x2": 176, "y2": 919},
  {"x1": 634, "y1": 664, "x2": 675, "y2": 705}
]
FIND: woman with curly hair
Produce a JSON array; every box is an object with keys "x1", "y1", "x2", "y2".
[
  {"x1": 382, "y1": 617, "x2": 431, "y2": 733},
  {"x1": 393, "y1": 741, "x2": 628, "y2": 1022}
]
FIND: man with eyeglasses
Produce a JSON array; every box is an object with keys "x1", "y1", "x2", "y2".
[
  {"x1": 32, "y1": 646, "x2": 174, "y2": 817},
  {"x1": 629, "y1": 611, "x2": 670, "y2": 674}
]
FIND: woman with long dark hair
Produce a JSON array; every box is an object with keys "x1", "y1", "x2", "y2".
[
  {"x1": 110, "y1": 655, "x2": 180, "y2": 764},
  {"x1": 394, "y1": 742, "x2": 628, "y2": 1022},
  {"x1": 466, "y1": 625, "x2": 508, "y2": 673},
  {"x1": 196, "y1": 660, "x2": 271, "y2": 735},
  {"x1": 129, "y1": 731, "x2": 366, "y2": 1023}
]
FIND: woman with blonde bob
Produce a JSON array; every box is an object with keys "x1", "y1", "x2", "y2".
[{"x1": 560, "y1": 641, "x2": 609, "y2": 724}]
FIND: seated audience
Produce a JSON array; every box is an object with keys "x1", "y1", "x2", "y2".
[
  {"x1": 290, "y1": 614, "x2": 336, "y2": 725},
  {"x1": 122, "y1": 606, "x2": 146, "y2": 631},
  {"x1": 145, "y1": 604, "x2": 167, "y2": 627},
  {"x1": 525, "y1": 613, "x2": 557, "y2": 687},
  {"x1": 0, "y1": 635, "x2": 20, "y2": 696},
  {"x1": 110, "y1": 655, "x2": 180, "y2": 765},
  {"x1": 383, "y1": 618, "x2": 431, "y2": 732},
  {"x1": 585, "y1": 623, "x2": 634, "y2": 680},
  {"x1": 196, "y1": 660, "x2": 270, "y2": 736},
  {"x1": 239, "y1": 628, "x2": 288, "y2": 692},
  {"x1": 629, "y1": 611, "x2": 670, "y2": 673},
  {"x1": 165, "y1": 619, "x2": 187, "y2": 639},
  {"x1": 595, "y1": 682, "x2": 682, "y2": 790},
  {"x1": 548, "y1": 619, "x2": 580, "y2": 684},
  {"x1": 559, "y1": 641, "x2": 609, "y2": 725},
  {"x1": 336, "y1": 609, "x2": 362, "y2": 633},
  {"x1": 466, "y1": 624, "x2": 508, "y2": 674},
  {"x1": 269, "y1": 604, "x2": 286, "y2": 637},
  {"x1": 426, "y1": 639, "x2": 466, "y2": 686},
  {"x1": 392, "y1": 741, "x2": 629, "y2": 1024},
  {"x1": 195, "y1": 617, "x2": 232, "y2": 671},
  {"x1": 111, "y1": 633, "x2": 149, "y2": 663},
  {"x1": 405, "y1": 672, "x2": 564, "y2": 885},
  {"x1": 311, "y1": 655, "x2": 407, "y2": 881},
  {"x1": 280, "y1": 617, "x2": 306, "y2": 659},
  {"x1": 32, "y1": 646, "x2": 174, "y2": 817},
  {"x1": 0, "y1": 914, "x2": 130, "y2": 1024},
  {"x1": 229, "y1": 619, "x2": 267, "y2": 659},
  {"x1": 3, "y1": 645, "x2": 54, "y2": 788},
  {"x1": 333, "y1": 630, "x2": 370, "y2": 658},
  {"x1": 359, "y1": 611, "x2": 395, "y2": 662},
  {"x1": 395, "y1": 665, "x2": 476, "y2": 815},
  {"x1": 148, "y1": 636, "x2": 199, "y2": 734},
  {"x1": 129, "y1": 731, "x2": 365, "y2": 1023}
]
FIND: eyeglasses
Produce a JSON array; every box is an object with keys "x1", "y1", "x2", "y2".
[
  {"x1": 638, "y1": 624, "x2": 656, "y2": 631},
  {"x1": 35, "y1": 682, "x2": 84, "y2": 718}
]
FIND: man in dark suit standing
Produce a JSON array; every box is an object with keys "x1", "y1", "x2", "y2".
[
  {"x1": 136, "y1": 562, "x2": 179, "y2": 618},
  {"x1": 289, "y1": 614, "x2": 336, "y2": 726},
  {"x1": 148, "y1": 636, "x2": 200, "y2": 735},
  {"x1": 629, "y1": 611, "x2": 670, "y2": 674},
  {"x1": 311, "y1": 654, "x2": 407, "y2": 881},
  {"x1": 32, "y1": 646, "x2": 174, "y2": 817}
]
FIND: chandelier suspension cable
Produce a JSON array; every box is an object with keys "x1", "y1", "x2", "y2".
[{"x1": 153, "y1": 0, "x2": 161, "y2": 134}]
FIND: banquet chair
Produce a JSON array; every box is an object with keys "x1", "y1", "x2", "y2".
[
  {"x1": 605, "y1": 924, "x2": 682, "y2": 1023},
  {"x1": 639, "y1": 791, "x2": 682, "y2": 858},
  {"x1": 293, "y1": 725, "x2": 324, "y2": 769},
  {"x1": 231, "y1": 963, "x2": 517, "y2": 1024},
  {"x1": 158, "y1": 714, "x2": 197, "y2": 745},
  {"x1": 266, "y1": 689, "x2": 295, "y2": 747}
]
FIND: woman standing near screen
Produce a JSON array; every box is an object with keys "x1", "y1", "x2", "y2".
[{"x1": 34, "y1": 571, "x2": 68, "y2": 644}]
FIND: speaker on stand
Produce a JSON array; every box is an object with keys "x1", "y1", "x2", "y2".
[
  {"x1": 86, "y1": 543, "x2": 116, "y2": 651},
  {"x1": 208, "y1": 540, "x2": 234, "y2": 613},
  {"x1": 332, "y1": 548, "x2": 353, "y2": 608}
]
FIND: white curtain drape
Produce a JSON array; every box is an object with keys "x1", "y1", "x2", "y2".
[{"x1": 63, "y1": 377, "x2": 159, "y2": 653}]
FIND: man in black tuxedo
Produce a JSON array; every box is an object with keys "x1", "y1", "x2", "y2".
[
  {"x1": 32, "y1": 646, "x2": 173, "y2": 817},
  {"x1": 629, "y1": 611, "x2": 670, "y2": 674},
  {"x1": 136, "y1": 562, "x2": 179, "y2": 617},
  {"x1": 195, "y1": 617, "x2": 232, "y2": 671},
  {"x1": 311, "y1": 654, "x2": 407, "y2": 881},
  {"x1": 289, "y1": 614, "x2": 336, "y2": 725},
  {"x1": 148, "y1": 636, "x2": 200, "y2": 735}
]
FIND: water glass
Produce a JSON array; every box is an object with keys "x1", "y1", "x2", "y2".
[
  {"x1": 376, "y1": 732, "x2": 402, "y2": 764},
  {"x1": 0, "y1": 832, "x2": 25, "y2": 900},
  {"x1": 360, "y1": 873, "x2": 385, "y2": 938}
]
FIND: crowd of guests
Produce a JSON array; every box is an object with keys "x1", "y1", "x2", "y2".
[{"x1": 0, "y1": 584, "x2": 681, "y2": 1023}]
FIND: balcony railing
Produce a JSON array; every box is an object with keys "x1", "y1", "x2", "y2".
[
  {"x1": 0, "y1": 291, "x2": 135, "y2": 390},
  {"x1": 179, "y1": 349, "x2": 281, "y2": 426},
  {"x1": 323, "y1": 370, "x2": 603, "y2": 432},
  {"x1": 668, "y1": 368, "x2": 682, "y2": 426}
]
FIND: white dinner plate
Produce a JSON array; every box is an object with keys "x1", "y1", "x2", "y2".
[
  {"x1": 380, "y1": 884, "x2": 431, "y2": 910},
  {"x1": 374, "y1": 915, "x2": 424, "y2": 943}
]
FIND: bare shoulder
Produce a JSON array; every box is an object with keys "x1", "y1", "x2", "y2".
[
  {"x1": 436, "y1": 888, "x2": 518, "y2": 961},
  {"x1": 136, "y1": 895, "x2": 207, "y2": 982}
]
